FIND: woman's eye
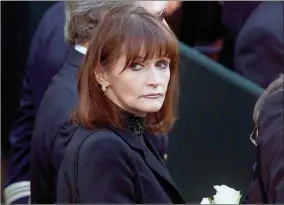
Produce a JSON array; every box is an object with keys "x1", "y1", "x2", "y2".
[
  {"x1": 156, "y1": 60, "x2": 169, "y2": 69},
  {"x1": 129, "y1": 62, "x2": 144, "y2": 71}
]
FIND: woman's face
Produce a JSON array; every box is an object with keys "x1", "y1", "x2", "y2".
[{"x1": 101, "y1": 54, "x2": 171, "y2": 116}]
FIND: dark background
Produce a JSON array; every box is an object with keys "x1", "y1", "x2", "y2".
[{"x1": 1, "y1": 1, "x2": 55, "y2": 155}]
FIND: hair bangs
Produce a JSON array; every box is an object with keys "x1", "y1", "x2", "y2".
[
  {"x1": 118, "y1": 14, "x2": 178, "y2": 69},
  {"x1": 97, "y1": 7, "x2": 178, "y2": 71}
]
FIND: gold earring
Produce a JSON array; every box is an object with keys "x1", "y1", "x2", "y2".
[{"x1": 102, "y1": 85, "x2": 107, "y2": 92}]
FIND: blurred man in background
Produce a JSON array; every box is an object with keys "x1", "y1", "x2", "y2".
[
  {"x1": 248, "y1": 74, "x2": 283, "y2": 203},
  {"x1": 222, "y1": 1, "x2": 284, "y2": 88}
]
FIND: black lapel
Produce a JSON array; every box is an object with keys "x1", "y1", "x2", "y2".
[
  {"x1": 142, "y1": 132, "x2": 180, "y2": 191},
  {"x1": 112, "y1": 127, "x2": 184, "y2": 200},
  {"x1": 142, "y1": 141, "x2": 185, "y2": 203}
]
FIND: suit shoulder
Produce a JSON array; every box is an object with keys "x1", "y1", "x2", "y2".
[
  {"x1": 79, "y1": 129, "x2": 130, "y2": 157},
  {"x1": 41, "y1": 2, "x2": 64, "y2": 24},
  {"x1": 60, "y1": 129, "x2": 133, "y2": 181},
  {"x1": 240, "y1": 2, "x2": 283, "y2": 37}
]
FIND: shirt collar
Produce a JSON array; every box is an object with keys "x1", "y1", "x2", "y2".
[{"x1": 74, "y1": 44, "x2": 87, "y2": 55}]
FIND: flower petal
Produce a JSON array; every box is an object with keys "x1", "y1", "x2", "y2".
[{"x1": 201, "y1": 197, "x2": 211, "y2": 204}]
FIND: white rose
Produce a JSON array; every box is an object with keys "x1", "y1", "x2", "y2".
[
  {"x1": 213, "y1": 185, "x2": 241, "y2": 204},
  {"x1": 201, "y1": 197, "x2": 211, "y2": 204}
]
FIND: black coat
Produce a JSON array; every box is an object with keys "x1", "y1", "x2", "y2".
[{"x1": 57, "y1": 126, "x2": 185, "y2": 204}]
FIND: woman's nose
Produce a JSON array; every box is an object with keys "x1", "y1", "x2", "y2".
[{"x1": 146, "y1": 67, "x2": 161, "y2": 87}]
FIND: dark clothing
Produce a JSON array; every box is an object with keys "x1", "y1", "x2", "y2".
[
  {"x1": 31, "y1": 48, "x2": 83, "y2": 204},
  {"x1": 5, "y1": 2, "x2": 71, "y2": 203},
  {"x1": 57, "y1": 126, "x2": 185, "y2": 204},
  {"x1": 247, "y1": 88, "x2": 284, "y2": 203},
  {"x1": 223, "y1": 2, "x2": 284, "y2": 88}
]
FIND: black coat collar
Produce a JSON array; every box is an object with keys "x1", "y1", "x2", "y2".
[{"x1": 111, "y1": 127, "x2": 185, "y2": 203}]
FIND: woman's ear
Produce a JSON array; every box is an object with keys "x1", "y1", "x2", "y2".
[{"x1": 95, "y1": 66, "x2": 110, "y2": 88}]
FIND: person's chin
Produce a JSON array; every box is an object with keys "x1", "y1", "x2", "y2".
[{"x1": 139, "y1": 103, "x2": 163, "y2": 113}]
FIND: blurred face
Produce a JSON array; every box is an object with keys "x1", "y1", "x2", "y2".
[
  {"x1": 100, "y1": 53, "x2": 171, "y2": 116},
  {"x1": 138, "y1": 1, "x2": 168, "y2": 26}
]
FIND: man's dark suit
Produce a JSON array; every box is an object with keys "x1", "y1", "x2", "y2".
[
  {"x1": 31, "y1": 48, "x2": 83, "y2": 203},
  {"x1": 5, "y1": 2, "x2": 71, "y2": 203}
]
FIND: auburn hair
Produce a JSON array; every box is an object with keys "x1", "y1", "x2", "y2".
[{"x1": 71, "y1": 4, "x2": 179, "y2": 134}]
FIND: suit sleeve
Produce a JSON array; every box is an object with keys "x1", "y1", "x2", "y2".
[
  {"x1": 5, "y1": 35, "x2": 38, "y2": 205},
  {"x1": 4, "y1": 6, "x2": 50, "y2": 204},
  {"x1": 235, "y1": 27, "x2": 284, "y2": 88},
  {"x1": 76, "y1": 135, "x2": 136, "y2": 203},
  {"x1": 4, "y1": 75, "x2": 34, "y2": 204}
]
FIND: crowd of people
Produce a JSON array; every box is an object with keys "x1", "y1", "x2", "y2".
[{"x1": 2, "y1": 1, "x2": 283, "y2": 204}]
